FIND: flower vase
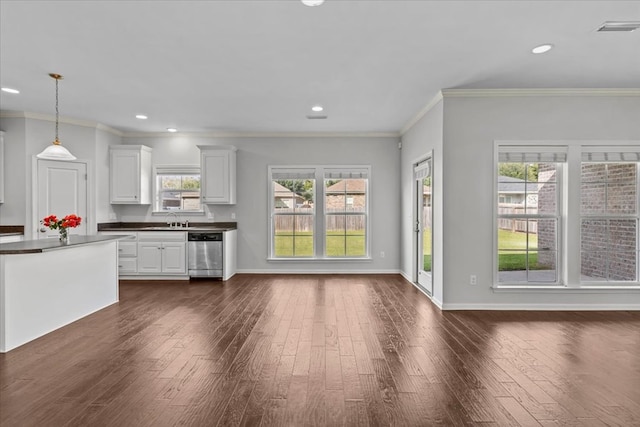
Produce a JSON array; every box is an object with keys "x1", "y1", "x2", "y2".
[{"x1": 59, "y1": 228, "x2": 69, "y2": 244}]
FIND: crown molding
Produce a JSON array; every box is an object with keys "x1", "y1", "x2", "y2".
[
  {"x1": 0, "y1": 110, "x2": 123, "y2": 137},
  {"x1": 441, "y1": 88, "x2": 640, "y2": 97},
  {"x1": 122, "y1": 131, "x2": 400, "y2": 139},
  {"x1": 400, "y1": 91, "x2": 444, "y2": 136}
]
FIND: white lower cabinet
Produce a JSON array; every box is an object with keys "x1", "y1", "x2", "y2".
[
  {"x1": 99, "y1": 232, "x2": 138, "y2": 275},
  {"x1": 100, "y1": 231, "x2": 186, "y2": 277},
  {"x1": 137, "y1": 232, "x2": 186, "y2": 275}
]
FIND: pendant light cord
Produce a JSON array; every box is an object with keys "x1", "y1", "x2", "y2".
[{"x1": 55, "y1": 77, "x2": 59, "y2": 142}]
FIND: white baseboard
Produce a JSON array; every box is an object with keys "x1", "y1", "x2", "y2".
[
  {"x1": 440, "y1": 303, "x2": 640, "y2": 311},
  {"x1": 236, "y1": 269, "x2": 401, "y2": 275},
  {"x1": 119, "y1": 275, "x2": 190, "y2": 281},
  {"x1": 399, "y1": 271, "x2": 413, "y2": 283}
]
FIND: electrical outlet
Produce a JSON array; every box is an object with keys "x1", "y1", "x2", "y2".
[
  {"x1": 470, "y1": 275, "x2": 477, "y2": 285},
  {"x1": 380, "y1": 251, "x2": 385, "y2": 258},
  {"x1": 108, "y1": 212, "x2": 117, "y2": 220},
  {"x1": 231, "y1": 213, "x2": 236, "y2": 220},
  {"x1": 207, "y1": 213, "x2": 214, "y2": 220}
]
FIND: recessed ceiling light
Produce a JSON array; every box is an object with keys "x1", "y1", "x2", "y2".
[
  {"x1": 1, "y1": 87, "x2": 20, "y2": 94},
  {"x1": 167, "y1": 128, "x2": 177, "y2": 133},
  {"x1": 135, "y1": 114, "x2": 148, "y2": 120},
  {"x1": 311, "y1": 105, "x2": 324, "y2": 112},
  {"x1": 301, "y1": 0, "x2": 324, "y2": 6},
  {"x1": 531, "y1": 44, "x2": 553, "y2": 54}
]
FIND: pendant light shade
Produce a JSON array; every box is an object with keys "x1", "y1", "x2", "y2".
[
  {"x1": 36, "y1": 141, "x2": 76, "y2": 160},
  {"x1": 37, "y1": 73, "x2": 76, "y2": 161}
]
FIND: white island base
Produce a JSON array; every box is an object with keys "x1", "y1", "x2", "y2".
[{"x1": 0, "y1": 239, "x2": 119, "y2": 352}]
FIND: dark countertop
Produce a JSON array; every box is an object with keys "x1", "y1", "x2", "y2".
[
  {"x1": 0, "y1": 225, "x2": 25, "y2": 237},
  {"x1": 0, "y1": 235, "x2": 130, "y2": 255},
  {"x1": 97, "y1": 221, "x2": 237, "y2": 232}
]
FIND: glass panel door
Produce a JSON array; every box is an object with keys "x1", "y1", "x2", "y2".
[{"x1": 415, "y1": 158, "x2": 433, "y2": 294}]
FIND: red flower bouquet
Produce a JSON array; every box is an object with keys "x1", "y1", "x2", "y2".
[{"x1": 42, "y1": 214, "x2": 82, "y2": 242}]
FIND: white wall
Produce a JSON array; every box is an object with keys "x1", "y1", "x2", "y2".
[
  {"x1": 440, "y1": 93, "x2": 640, "y2": 309},
  {"x1": 399, "y1": 98, "x2": 444, "y2": 305},
  {"x1": 121, "y1": 135, "x2": 402, "y2": 273}
]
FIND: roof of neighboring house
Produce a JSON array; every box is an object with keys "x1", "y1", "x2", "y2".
[
  {"x1": 273, "y1": 182, "x2": 304, "y2": 199},
  {"x1": 325, "y1": 179, "x2": 366, "y2": 194},
  {"x1": 498, "y1": 176, "x2": 539, "y2": 194}
]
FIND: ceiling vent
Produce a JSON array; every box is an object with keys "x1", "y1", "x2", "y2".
[
  {"x1": 306, "y1": 115, "x2": 328, "y2": 120},
  {"x1": 596, "y1": 21, "x2": 640, "y2": 32}
]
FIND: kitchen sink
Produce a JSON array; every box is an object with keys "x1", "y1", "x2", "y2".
[{"x1": 141, "y1": 226, "x2": 192, "y2": 230}]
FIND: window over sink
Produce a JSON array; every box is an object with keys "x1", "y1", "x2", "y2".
[{"x1": 153, "y1": 165, "x2": 203, "y2": 213}]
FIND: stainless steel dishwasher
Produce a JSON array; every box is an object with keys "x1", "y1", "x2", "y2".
[{"x1": 188, "y1": 232, "x2": 223, "y2": 277}]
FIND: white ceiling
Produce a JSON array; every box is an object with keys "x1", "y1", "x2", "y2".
[{"x1": 1, "y1": 1, "x2": 639, "y2": 134}]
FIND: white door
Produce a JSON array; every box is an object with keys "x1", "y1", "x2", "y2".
[
  {"x1": 415, "y1": 157, "x2": 433, "y2": 294},
  {"x1": 37, "y1": 159, "x2": 88, "y2": 239}
]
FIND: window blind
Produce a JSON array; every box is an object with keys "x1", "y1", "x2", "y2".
[
  {"x1": 498, "y1": 146, "x2": 568, "y2": 163},
  {"x1": 581, "y1": 149, "x2": 640, "y2": 162},
  {"x1": 271, "y1": 168, "x2": 316, "y2": 180},
  {"x1": 323, "y1": 168, "x2": 369, "y2": 179},
  {"x1": 414, "y1": 159, "x2": 431, "y2": 179}
]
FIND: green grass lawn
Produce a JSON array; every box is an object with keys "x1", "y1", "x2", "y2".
[
  {"x1": 276, "y1": 229, "x2": 545, "y2": 271},
  {"x1": 275, "y1": 231, "x2": 366, "y2": 257},
  {"x1": 498, "y1": 229, "x2": 548, "y2": 270}
]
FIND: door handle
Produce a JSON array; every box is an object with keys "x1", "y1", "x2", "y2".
[{"x1": 40, "y1": 227, "x2": 47, "y2": 233}]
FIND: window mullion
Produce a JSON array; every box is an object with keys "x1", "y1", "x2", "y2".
[{"x1": 565, "y1": 146, "x2": 581, "y2": 287}]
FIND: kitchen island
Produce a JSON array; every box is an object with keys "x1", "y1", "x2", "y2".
[{"x1": 0, "y1": 235, "x2": 123, "y2": 352}]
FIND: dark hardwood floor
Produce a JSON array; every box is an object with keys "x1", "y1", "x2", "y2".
[{"x1": 1, "y1": 274, "x2": 639, "y2": 426}]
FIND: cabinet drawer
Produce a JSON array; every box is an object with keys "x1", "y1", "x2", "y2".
[
  {"x1": 118, "y1": 241, "x2": 137, "y2": 256},
  {"x1": 118, "y1": 257, "x2": 137, "y2": 274},
  {"x1": 137, "y1": 231, "x2": 186, "y2": 242}
]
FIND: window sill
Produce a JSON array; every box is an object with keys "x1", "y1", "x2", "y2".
[
  {"x1": 267, "y1": 257, "x2": 372, "y2": 262},
  {"x1": 493, "y1": 285, "x2": 640, "y2": 293}
]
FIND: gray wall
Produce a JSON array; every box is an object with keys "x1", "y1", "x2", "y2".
[
  {"x1": 0, "y1": 114, "x2": 121, "y2": 237},
  {"x1": 399, "y1": 99, "x2": 444, "y2": 304},
  {"x1": 121, "y1": 135, "x2": 402, "y2": 273},
  {"x1": 438, "y1": 94, "x2": 640, "y2": 309},
  {"x1": 0, "y1": 117, "x2": 27, "y2": 227}
]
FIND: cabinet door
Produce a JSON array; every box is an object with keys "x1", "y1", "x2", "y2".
[
  {"x1": 111, "y1": 150, "x2": 140, "y2": 203},
  {"x1": 202, "y1": 151, "x2": 230, "y2": 203},
  {"x1": 161, "y1": 242, "x2": 186, "y2": 274},
  {"x1": 137, "y1": 242, "x2": 162, "y2": 273}
]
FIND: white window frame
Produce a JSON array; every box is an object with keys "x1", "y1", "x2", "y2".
[
  {"x1": 268, "y1": 165, "x2": 371, "y2": 261},
  {"x1": 495, "y1": 145, "x2": 566, "y2": 286},
  {"x1": 323, "y1": 167, "x2": 370, "y2": 259},
  {"x1": 152, "y1": 165, "x2": 203, "y2": 214},
  {"x1": 580, "y1": 147, "x2": 640, "y2": 285},
  {"x1": 494, "y1": 141, "x2": 640, "y2": 290},
  {"x1": 269, "y1": 167, "x2": 317, "y2": 259}
]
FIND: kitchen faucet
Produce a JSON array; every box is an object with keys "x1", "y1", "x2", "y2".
[{"x1": 166, "y1": 212, "x2": 180, "y2": 228}]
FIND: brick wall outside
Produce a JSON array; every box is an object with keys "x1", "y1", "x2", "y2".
[
  {"x1": 579, "y1": 163, "x2": 636, "y2": 280},
  {"x1": 325, "y1": 194, "x2": 366, "y2": 211},
  {"x1": 536, "y1": 163, "x2": 558, "y2": 268}
]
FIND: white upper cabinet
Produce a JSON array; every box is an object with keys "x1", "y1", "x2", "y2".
[
  {"x1": 198, "y1": 145, "x2": 237, "y2": 204},
  {"x1": 110, "y1": 145, "x2": 152, "y2": 204},
  {"x1": 0, "y1": 131, "x2": 4, "y2": 204}
]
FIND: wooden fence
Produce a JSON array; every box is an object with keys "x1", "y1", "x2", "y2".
[
  {"x1": 274, "y1": 209, "x2": 366, "y2": 232},
  {"x1": 498, "y1": 206, "x2": 538, "y2": 233}
]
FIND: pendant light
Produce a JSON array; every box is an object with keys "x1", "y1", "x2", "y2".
[{"x1": 37, "y1": 73, "x2": 76, "y2": 160}]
